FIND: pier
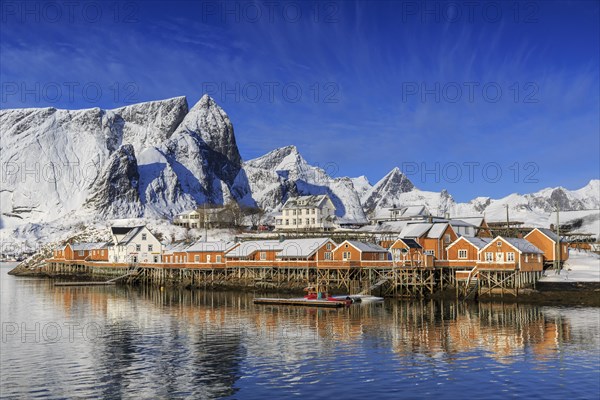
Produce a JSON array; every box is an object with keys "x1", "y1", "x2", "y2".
[{"x1": 43, "y1": 259, "x2": 544, "y2": 298}]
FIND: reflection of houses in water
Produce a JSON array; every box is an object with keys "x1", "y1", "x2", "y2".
[{"x1": 388, "y1": 301, "x2": 573, "y2": 363}]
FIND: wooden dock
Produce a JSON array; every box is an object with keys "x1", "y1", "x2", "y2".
[
  {"x1": 54, "y1": 281, "x2": 116, "y2": 287},
  {"x1": 253, "y1": 297, "x2": 346, "y2": 308}
]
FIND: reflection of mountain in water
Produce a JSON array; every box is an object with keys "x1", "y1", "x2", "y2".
[{"x1": 39, "y1": 284, "x2": 599, "y2": 397}]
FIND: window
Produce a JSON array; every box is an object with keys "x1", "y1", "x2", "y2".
[
  {"x1": 311, "y1": 218, "x2": 315, "y2": 224},
  {"x1": 537, "y1": 254, "x2": 541, "y2": 262},
  {"x1": 148, "y1": 244, "x2": 153, "y2": 252},
  {"x1": 135, "y1": 244, "x2": 141, "y2": 251},
  {"x1": 306, "y1": 218, "x2": 310, "y2": 225},
  {"x1": 342, "y1": 251, "x2": 351, "y2": 260},
  {"x1": 344, "y1": 244, "x2": 349, "y2": 248},
  {"x1": 293, "y1": 210, "x2": 297, "y2": 215},
  {"x1": 326, "y1": 243, "x2": 332, "y2": 250},
  {"x1": 78, "y1": 250, "x2": 84, "y2": 256},
  {"x1": 101, "y1": 250, "x2": 105, "y2": 255},
  {"x1": 195, "y1": 255, "x2": 200, "y2": 262},
  {"x1": 260, "y1": 252, "x2": 266, "y2": 260},
  {"x1": 458, "y1": 249, "x2": 468, "y2": 259},
  {"x1": 292, "y1": 219, "x2": 296, "y2": 225},
  {"x1": 485, "y1": 252, "x2": 493, "y2": 262},
  {"x1": 216, "y1": 255, "x2": 222, "y2": 263},
  {"x1": 444, "y1": 234, "x2": 451, "y2": 243},
  {"x1": 496, "y1": 241, "x2": 502, "y2": 247},
  {"x1": 324, "y1": 252, "x2": 332, "y2": 260},
  {"x1": 424, "y1": 250, "x2": 435, "y2": 256},
  {"x1": 132, "y1": 256, "x2": 138, "y2": 263},
  {"x1": 142, "y1": 234, "x2": 147, "y2": 240},
  {"x1": 312, "y1": 209, "x2": 315, "y2": 214},
  {"x1": 276, "y1": 219, "x2": 281, "y2": 225},
  {"x1": 506, "y1": 252, "x2": 515, "y2": 262},
  {"x1": 379, "y1": 253, "x2": 385, "y2": 260},
  {"x1": 285, "y1": 219, "x2": 289, "y2": 226},
  {"x1": 153, "y1": 256, "x2": 159, "y2": 263},
  {"x1": 207, "y1": 255, "x2": 211, "y2": 263},
  {"x1": 525, "y1": 255, "x2": 529, "y2": 262}
]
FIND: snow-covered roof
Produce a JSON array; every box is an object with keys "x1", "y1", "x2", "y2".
[
  {"x1": 70, "y1": 242, "x2": 107, "y2": 251},
  {"x1": 163, "y1": 242, "x2": 189, "y2": 254},
  {"x1": 277, "y1": 238, "x2": 334, "y2": 258},
  {"x1": 454, "y1": 236, "x2": 492, "y2": 250},
  {"x1": 341, "y1": 240, "x2": 389, "y2": 253},
  {"x1": 394, "y1": 238, "x2": 422, "y2": 249},
  {"x1": 184, "y1": 240, "x2": 233, "y2": 253},
  {"x1": 482, "y1": 237, "x2": 543, "y2": 254},
  {"x1": 535, "y1": 228, "x2": 567, "y2": 243},
  {"x1": 426, "y1": 223, "x2": 451, "y2": 239},
  {"x1": 449, "y1": 220, "x2": 477, "y2": 228},
  {"x1": 225, "y1": 240, "x2": 283, "y2": 257},
  {"x1": 111, "y1": 226, "x2": 146, "y2": 245},
  {"x1": 399, "y1": 223, "x2": 433, "y2": 238},
  {"x1": 454, "y1": 216, "x2": 485, "y2": 227},
  {"x1": 282, "y1": 195, "x2": 334, "y2": 210}
]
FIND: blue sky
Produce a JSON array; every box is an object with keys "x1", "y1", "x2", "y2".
[{"x1": 1, "y1": 0, "x2": 598, "y2": 201}]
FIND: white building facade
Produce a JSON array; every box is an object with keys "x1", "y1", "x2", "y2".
[
  {"x1": 275, "y1": 195, "x2": 337, "y2": 231},
  {"x1": 107, "y1": 226, "x2": 163, "y2": 264}
]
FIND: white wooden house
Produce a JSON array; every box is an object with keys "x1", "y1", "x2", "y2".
[
  {"x1": 275, "y1": 195, "x2": 337, "y2": 231},
  {"x1": 107, "y1": 226, "x2": 163, "y2": 264}
]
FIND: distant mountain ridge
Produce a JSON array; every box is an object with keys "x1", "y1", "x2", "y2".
[{"x1": 1, "y1": 94, "x2": 598, "y2": 241}]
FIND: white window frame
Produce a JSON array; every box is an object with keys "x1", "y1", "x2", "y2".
[
  {"x1": 506, "y1": 252, "x2": 515, "y2": 262},
  {"x1": 458, "y1": 249, "x2": 468, "y2": 259},
  {"x1": 260, "y1": 251, "x2": 267, "y2": 260},
  {"x1": 342, "y1": 251, "x2": 351, "y2": 260},
  {"x1": 485, "y1": 252, "x2": 493, "y2": 262},
  {"x1": 142, "y1": 234, "x2": 147, "y2": 240}
]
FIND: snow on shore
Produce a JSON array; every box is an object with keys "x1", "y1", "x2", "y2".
[{"x1": 540, "y1": 250, "x2": 600, "y2": 282}]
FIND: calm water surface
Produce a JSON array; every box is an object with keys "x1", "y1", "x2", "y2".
[{"x1": 1, "y1": 263, "x2": 599, "y2": 399}]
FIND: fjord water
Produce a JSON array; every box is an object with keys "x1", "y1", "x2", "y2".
[{"x1": 1, "y1": 263, "x2": 599, "y2": 399}]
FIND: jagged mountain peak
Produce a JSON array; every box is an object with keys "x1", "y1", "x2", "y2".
[
  {"x1": 361, "y1": 167, "x2": 416, "y2": 212},
  {"x1": 175, "y1": 94, "x2": 241, "y2": 166},
  {"x1": 245, "y1": 145, "x2": 305, "y2": 171}
]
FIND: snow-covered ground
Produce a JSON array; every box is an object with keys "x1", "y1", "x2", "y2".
[{"x1": 540, "y1": 250, "x2": 600, "y2": 282}]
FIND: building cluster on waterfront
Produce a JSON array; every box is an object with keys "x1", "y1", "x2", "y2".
[{"x1": 50, "y1": 221, "x2": 568, "y2": 273}]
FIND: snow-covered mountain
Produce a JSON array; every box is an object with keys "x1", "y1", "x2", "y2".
[
  {"x1": 243, "y1": 145, "x2": 367, "y2": 223},
  {"x1": 0, "y1": 95, "x2": 252, "y2": 231},
  {"x1": 1, "y1": 94, "x2": 598, "y2": 248}
]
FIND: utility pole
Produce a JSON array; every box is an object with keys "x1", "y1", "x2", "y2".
[
  {"x1": 505, "y1": 205, "x2": 510, "y2": 236},
  {"x1": 203, "y1": 201, "x2": 208, "y2": 242},
  {"x1": 555, "y1": 203, "x2": 561, "y2": 274}
]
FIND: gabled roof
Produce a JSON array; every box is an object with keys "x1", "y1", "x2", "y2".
[
  {"x1": 453, "y1": 216, "x2": 485, "y2": 227},
  {"x1": 282, "y1": 195, "x2": 335, "y2": 210},
  {"x1": 184, "y1": 241, "x2": 236, "y2": 253},
  {"x1": 111, "y1": 226, "x2": 147, "y2": 245},
  {"x1": 69, "y1": 242, "x2": 107, "y2": 251},
  {"x1": 426, "y1": 223, "x2": 452, "y2": 239},
  {"x1": 528, "y1": 228, "x2": 567, "y2": 243},
  {"x1": 277, "y1": 238, "x2": 334, "y2": 258},
  {"x1": 399, "y1": 223, "x2": 433, "y2": 238},
  {"x1": 447, "y1": 236, "x2": 491, "y2": 250},
  {"x1": 225, "y1": 240, "x2": 283, "y2": 257},
  {"x1": 338, "y1": 240, "x2": 389, "y2": 253},
  {"x1": 162, "y1": 242, "x2": 189, "y2": 254},
  {"x1": 393, "y1": 238, "x2": 422, "y2": 249},
  {"x1": 480, "y1": 236, "x2": 543, "y2": 254},
  {"x1": 449, "y1": 220, "x2": 477, "y2": 228}
]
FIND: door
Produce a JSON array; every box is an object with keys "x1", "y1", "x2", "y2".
[{"x1": 496, "y1": 252, "x2": 504, "y2": 262}]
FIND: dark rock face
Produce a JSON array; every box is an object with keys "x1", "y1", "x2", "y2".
[{"x1": 85, "y1": 144, "x2": 143, "y2": 217}]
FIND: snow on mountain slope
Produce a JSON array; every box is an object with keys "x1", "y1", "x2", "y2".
[
  {"x1": 361, "y1": 167, "x2": 416, "y2": 212},
  {"x1": 244, "y1": 145, "x2": 368, "y2": 223},
  {"x1": 0, "y1": 95, "x2": 251, "y2": 234},
  {"x1": 1, "y1": 93, "x2": 597, "y2": 250}
]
